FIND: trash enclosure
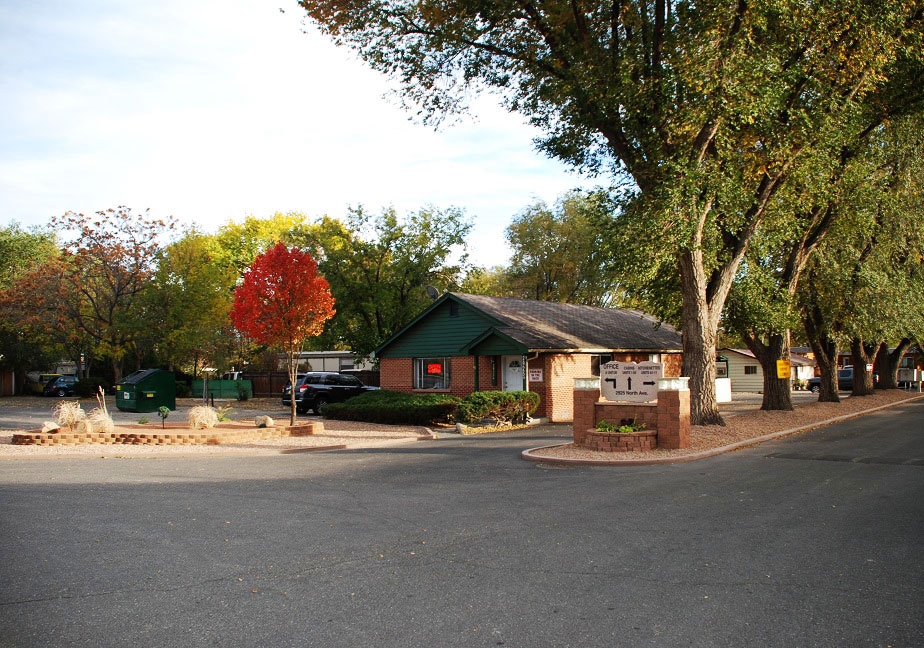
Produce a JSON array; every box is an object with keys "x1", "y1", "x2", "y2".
[{"x1": 115, "y1": 369, "x2": 176, "y2": 412}]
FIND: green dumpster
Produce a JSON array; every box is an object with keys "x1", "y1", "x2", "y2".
[{"x1": 115, "y1": 369, "x2": 176, "y2": 413}]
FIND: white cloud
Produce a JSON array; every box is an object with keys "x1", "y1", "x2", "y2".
[{"x1": 0, "y1": 0, "x2": 600, "y2": 266}]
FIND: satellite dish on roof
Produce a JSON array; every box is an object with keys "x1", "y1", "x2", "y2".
[{"x1": 426, "y1": 285, "x2": 440, "y2": 300}]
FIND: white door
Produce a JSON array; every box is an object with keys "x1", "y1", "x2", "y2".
[{"x1": 503, "y1": 356, "x2": 524, "y2": 392}]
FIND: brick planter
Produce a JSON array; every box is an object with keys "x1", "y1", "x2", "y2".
[
  {"x1": 582, "y1": 429, "x2": 658, "y2": 452},
  {"x1": 573, "y1": 378, "x2": 691, "y2": 451},
  {"x1": 11, "y1": 420, "x2": 324, "y2": 446}
]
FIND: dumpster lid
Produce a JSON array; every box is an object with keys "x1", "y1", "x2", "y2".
[{"x1": 119, "y1": 368, "x2": 164, "y2": 385}]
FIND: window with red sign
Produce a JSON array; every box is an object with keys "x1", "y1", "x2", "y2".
[{"x1": 414, "y1": 358, "x2": 450, "y2": 390}]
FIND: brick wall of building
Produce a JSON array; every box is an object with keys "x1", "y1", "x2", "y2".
[
  {"x1": 449, "y1": 356, "x2": 476, "y2": 397},
  {"x1": 477, "y1": 356, "x2": 500, "y2": 392},
  {"x1": 547, "y1": 354, "x2": 593, "y2": 422},
  {"x1": 380, "y1": 356, "x2": 479, "y2": 398},
  {"x1": 379, "y1": 357, "x2": 413, "y2": 391}
]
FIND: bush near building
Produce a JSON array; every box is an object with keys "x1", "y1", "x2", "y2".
[{"x1": 323, "y1": 390, "x2": 460, "y2": 426}]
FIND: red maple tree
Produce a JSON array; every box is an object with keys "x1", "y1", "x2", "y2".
[{"x1": 230, "y1": 242, "x2": 335, "y2": 424}]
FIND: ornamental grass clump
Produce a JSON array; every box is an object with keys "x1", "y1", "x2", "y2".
[
  {"x1": 188, "y1": 405, "x2": 219, "y2": 430},
  {"x1": 87, "y1": 408, "x2": 115, "y2": 435},
  {"x1": 53, "y1": 400, "x2": 86, "y2": 428},
  {"x1": 90, "y1": 387, "x2": 113, "y2": 434}
]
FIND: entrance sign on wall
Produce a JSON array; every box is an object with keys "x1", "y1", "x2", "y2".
[
  {"x1": 600, "y1": 361, "x2": 663, "y2": 403},
  {"x1": 529, "y1": 368, "x2": 543, "y2": 382}
]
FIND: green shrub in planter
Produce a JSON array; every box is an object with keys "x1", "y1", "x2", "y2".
[
  {"x1": 595, "y1": 419, "x2": 646, "y2": 433},
  {"x1": 457, "y1": 390, "x2": 540, "y2": 424},
  {"x1": 323, "y1": 390, "x2": 460, "y2": 426}
]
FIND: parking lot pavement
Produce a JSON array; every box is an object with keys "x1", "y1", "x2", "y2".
[
  {"x1": 1, "y1": 401, "x2": 922, "y2": 647},
  {"x1": 0, "y1": 395, "x2": 290, "y2": 432}
]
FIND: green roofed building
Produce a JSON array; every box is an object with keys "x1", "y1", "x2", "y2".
[{"x1": 374, "y1": 293, "x2": 683, "y2": 422}]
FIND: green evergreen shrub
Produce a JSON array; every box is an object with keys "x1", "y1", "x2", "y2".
[{"x1": 323, "y1": 390, "x2": 460, "y2": 425}]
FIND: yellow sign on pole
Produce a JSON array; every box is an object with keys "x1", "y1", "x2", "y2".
[{"x1": 776, "y1": 359, "x2": 791, "y2": 379}]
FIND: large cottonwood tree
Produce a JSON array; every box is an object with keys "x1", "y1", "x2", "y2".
[
  {"x1": 299, "y1": 0, "x2": 924, "y2": 424},
  {"x1": 798, "y1": 114, "x2": 924, "y2": 401}
]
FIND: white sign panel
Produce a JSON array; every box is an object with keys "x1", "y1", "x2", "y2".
[{"x1": 600, "y1": 361, "x2": 663, "y2": 403}]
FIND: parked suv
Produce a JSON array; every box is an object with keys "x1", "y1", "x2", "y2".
[
  {"x1": 281, "y1": 372, "x2": 378, "y2": 414},
  {"x1": 43, "y1": 375, "x2": 78, "y2": 397},
  {"x1": 808, "y1": 366, "x2": 854, "y2": 393}
]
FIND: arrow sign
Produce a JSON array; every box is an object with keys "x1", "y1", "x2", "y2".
[{"x1": 600, "y1": 361, "x2": 664, "y2": 403}]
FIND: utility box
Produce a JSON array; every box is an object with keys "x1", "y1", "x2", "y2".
[{"x1": 115, "y1": 369, "x2": 176, "y2": 413}]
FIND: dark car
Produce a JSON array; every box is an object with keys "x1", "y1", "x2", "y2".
[
  {"x1": 281, "y1": 372, "x2": 378, "y2": 414},
  {"x1": 808, "y1": 366, "x2": 854, "y2": 393},
  {"x1": 43, "y1": 375, "x2": 79, "y2": 397}
]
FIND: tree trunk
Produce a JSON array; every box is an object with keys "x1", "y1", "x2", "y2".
[
  {"x1": 287, "y1": 348, "x2": 298, "y2": 427},
  {"x1": 876, "y1": 338, "x2": 912, "y2": 390},
  {"x1": 743, "y1": 331, "x2": 793, "y2": 411},
  {"x1": 802, "y1": 307, "x2": 840, "y2": 403},
  {"x1": 850, "y1": 338, "x2": 880, "y2": 396},
  {"x1": 679, "y1": 251, "x2": 723, "y2": 426}
]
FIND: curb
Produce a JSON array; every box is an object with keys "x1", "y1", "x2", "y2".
[{"x1": 521, "y1": 393, "x2": 924, "y2": 467}]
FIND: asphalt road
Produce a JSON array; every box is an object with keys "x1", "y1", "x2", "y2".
[{"x1": 1, "y1": 399, "x2": 922, "y2": 647}]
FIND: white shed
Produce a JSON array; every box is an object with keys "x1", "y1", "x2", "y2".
[
  {"x1": 719, "y1": 348, "x2": 817, "y2": 393},
  {"x1": 719, "y1": 349, "x2": 764, "y2": 392}
]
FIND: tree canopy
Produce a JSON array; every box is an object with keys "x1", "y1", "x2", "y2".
[
  {"x1": 503, "y1": 191, "x2": 620, "y2": 306},
  {"x1": 0, "y1": 223, "x2": 61, "y2": 375},
  {"x1": 299, "y1": 0, "x2": 924, "y2": 423},
  {"x1": 299, "y1": 206, "x2": 471, "y2": 358},
  {"x1": 138, "y1": 229, "x2": 238, "y2": 373}
]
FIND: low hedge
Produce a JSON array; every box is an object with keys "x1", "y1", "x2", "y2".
[
  {"x1": 322, "y1": 390, "x2": 460, "y2": 426},
  {"x1": 456, "y1": 390, "x2": 540, "y2": 424}
]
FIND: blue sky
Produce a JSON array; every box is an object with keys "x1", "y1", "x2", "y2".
[{"x1": 0, "y1": 0, "x2": 600, "y2": 267}]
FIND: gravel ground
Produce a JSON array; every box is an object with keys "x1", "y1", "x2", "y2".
[{"x1": 528, "y1": 389, "x2": 924, "y2": 464}]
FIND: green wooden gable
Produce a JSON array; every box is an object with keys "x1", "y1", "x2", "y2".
[
  {"x1": 376, "y1": 295, "x2": 526, "y2": 358},
  {"x1": 460, "y1": 328, "x2": 528, "y2": 356},
  {"x1": 375, "y1": 292, "x2": 683, "y2": 359}
]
